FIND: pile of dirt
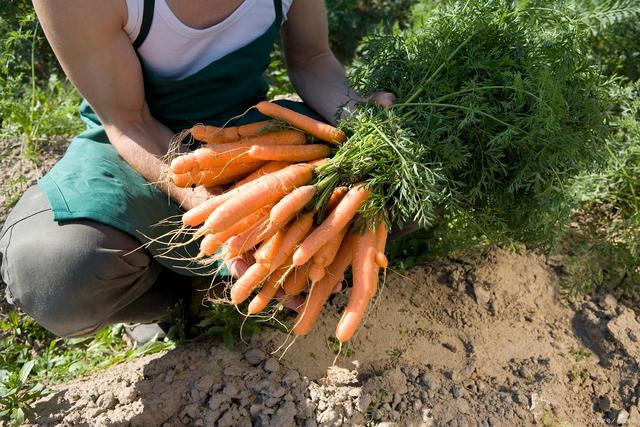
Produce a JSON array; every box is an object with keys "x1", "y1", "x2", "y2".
[{"x1": 31, "y1": 247, "x2": 640, "y2": 426}]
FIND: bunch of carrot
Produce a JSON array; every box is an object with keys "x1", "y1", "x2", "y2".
[{"x1": 167, "y1": 101, "x2": 389, "y2": 343}]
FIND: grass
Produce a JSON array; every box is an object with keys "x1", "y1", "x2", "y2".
[{"x1": 0, "y1": 311, "x2": 175, "y2": 425}]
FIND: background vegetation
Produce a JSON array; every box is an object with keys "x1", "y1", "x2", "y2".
[{"x1": 0, "y1": 0, "x2": 638, "y2": 424}]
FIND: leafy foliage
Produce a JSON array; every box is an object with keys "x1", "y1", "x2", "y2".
[
  {"x1": 0, "y1": 1, "x2": 81, "y2": 154},
  {"x1": 325, "y1": 0, "x2": 418, "y2": 62},
  {"x1": 315, "y1": 0, "x2": 612, "y2": 251},
  {"x1": 565, "y1": 82, "x2": 640, "y2": 293},
  {"x1": 570, "y1": 0, "x2": 640, "y2": 81},
  {"x1": 0, "y1": 311, "x2": 174, "y2": 424}
]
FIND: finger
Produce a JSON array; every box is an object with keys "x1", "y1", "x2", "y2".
[
  {"x1": 275, "y1": 289, "x2": 305, "y2": 313},
  {"x1": 226, "y1": 256, "x2": 249, "y2": 278},
  {"x1": 332, "y1": 282, "x2": 343, "y2": 294},
  {"x1": 371, "y1": 92, "x2": 396, "y2": 108}
]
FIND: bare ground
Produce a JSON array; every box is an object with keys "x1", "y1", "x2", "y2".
[
  {"x1": 2, "y1": 138, "x2": 639, "y2": 426},
  {"x1": 30, "y1": 248, "x2": 640, "y2": 426}
]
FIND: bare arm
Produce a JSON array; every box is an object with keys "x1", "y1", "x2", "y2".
[
  {"x1": 32, "y1": 0, "x2": 208, "y2": 210},
  {"x1": 282, "y1": 0, "x2": 394, "y2": 125}
]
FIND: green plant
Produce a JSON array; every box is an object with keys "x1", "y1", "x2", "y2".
[
  {"x1": 0, "y1": 311, "x2": 174, "y2": 423},
  {"x1": 571, "y1": 0, "x2": 640, "y2": 81},
  {"x1": 196, "y1": 304, "x2": 264, "y2": 347},
  {"x1": 0, "y1": 2, "x2": 82, "y2": 156},
  {"x1": 313, "y1": 0, "x2": 612, "y2": 253},
  {"x1": 565, "y1": 82, "x2": 640, "y2": 294},
  {"x1": 326, "y1": 0, "x2": 418, "y2": 63},
  {"x1": 0, "y1": 361, "x2": 46, "y2": 426}
]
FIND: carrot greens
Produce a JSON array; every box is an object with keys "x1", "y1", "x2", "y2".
[{"x1": 314, "y1": 0, "x2": 614, "y2": 247}]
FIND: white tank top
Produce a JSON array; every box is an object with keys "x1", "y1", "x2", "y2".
[{"x1": 124, "y1": 0, "x2": 293, "y2": 80}]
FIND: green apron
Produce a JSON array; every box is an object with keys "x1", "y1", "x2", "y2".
[{"x1": 38, "y1": 0, "x2": 321, "y2": 276}]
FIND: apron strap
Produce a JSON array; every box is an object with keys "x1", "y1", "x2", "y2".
[
  {"x1": 273, "y1": 0, "x2": 283, "y2": 27},
  {"x1": 133, "y1": 0, "x2": 155, "y2": 50}
]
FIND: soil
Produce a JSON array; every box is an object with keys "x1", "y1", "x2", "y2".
[
  {"x1": 1, "y1": 138, "x2": 639, "y2": 426},
  {"x1": 29, "y1": 248, "x2": 640, "y2": 426}
]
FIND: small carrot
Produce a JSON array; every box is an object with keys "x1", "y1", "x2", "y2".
[
  {"x1": 172, "y1": 131, "x2": 305, "y2": 174},
  {"x1": 172, "y1": 161, "x2": 265, "y2": 187},
  {"x1": 182, "y1": 162, "x2": 289, "y2": 227},
  {"x1": 230, "y1": 161, "x2": 291, "y2": 190},
  {"x1": 254, "y1": 228, "x2": 286, "y2": 265},
  {"x1": 237, "y1": 120, "x2": 275, "y2": 138},
  {"x1": 230, "y1": 262, "x2": 271, "y2": 305},
  {"x1": 293, "y1": 184, "x2": 369, "y2": 266},
  {"x1": 308, "y1": 263, "x2": 327, "y2": 284},
  {"x1": 248, "y1": 144, "x2": 331, "y2": 162},
  {"x1": 191, "y1": 124, "x2": 239, "y2": 144},
  {"x1": 283, "y1": 262, "x2": 312, "y2": 296},
  {"x1": 312, "y1": 225, "x2": 349, "y2": 268},
  {"x1": 293, "y1": 235, "x2": 355, "y2": 336},
  {"x1": 268, "y1": 212, "x2": 315, "y2": 272},
  {"x1": 270, "y1": 185, "x2": 317, "y2": 226},
  {"x1": 225, "y1": 217, "x2": 273, "y2": 258},
  {"x1": 247, "y1": 258, "x2": 292, "y2": 314},
  {"x1": 335, "y1": 224, "x2": 378, "y2": 342},
  {"x1": 256, "y1": 101, "x2": 346, "y2": 144},
  {"x1": 308, "y1": 226, "x2": 349, "y2": 283},
  {"x1": 375, "y1": 220, "x2": 389, "y2": 268},
  {"x1": 196, "y1": 204, "x2": 272, "y2": 241},
  {"x1": 325, "y1": 187, "x2": 348, "y2": 213},
  {"x1": 190, "y1": 120, "x2": 275, "y2": 143},
  {"x1": 230, "y1": 231, "x2": 284, "y2": 304},
  {"x1": 203, "y1": 163, "x2": 315, "y2": 234}
]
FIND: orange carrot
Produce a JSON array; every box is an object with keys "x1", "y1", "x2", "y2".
[
  {"x1": 191, "y1": 124, "x2": 239, "y2": 144},
  {"x1": 325, "y1": 187, "x2": 348, "y2": 214},
  {"x1": 225, "y1": 217, "x2": 273, "y2": 258},
  {"x1": 230, "y1": 231, "x2": 284, "y2": 304},
  {"x1": 254, "y1": 228, "x2": 286, "y2": 265},
  {"x1": 308, "y1": 226, "x2": 349, "y2": 283},
  {"x1": 230, "y1": 262, "x2": 271, "y2": 305},
  {"x1": 248, "y1": 144, "x2": 331, "y2": 162},
  {"x1": 182, "y1": 194, "x2": 234, "y2": 227},
  {"x1": 247, "y1": 258, "x2": 292, "y2": 314},
  {"x1": 283, "y1": 262, "x2": 312, "y2": 296},
  {"x1": 268, "y1": 212, "x2": 315, "y2": 272},
  {"x1": 172, "y1": 161, "x2": 265, "y2": 187},
  {"x1": 190, "y1": 121, "x2": 275, "y2": 143},
  {"x1": 171, "y1": 171, "x2": 196, "y2": 188},
  {"x1": 375, "y1": 220, "x2": 389, "y2": 268},
  {"x1": 230, "y1": 161, "x2": 291, "y2": 190},
  {"x1": 237, "y1": 120, "x2": 275, "y2": 138},
  {"x1": 312, "y1": 226, "x2": 349, "y2": 268},
  {"x1": 203, "y1": 163, "x2": 315, "y2": 234},
  {"x1": 293, "y1": 184, "x2": 369, "y2": 266},
  {"x1": 196, "y1": 204, "x2": 272, "y2": 241},
  {"x1": 308, "y1": 263, "x2": 327, "y2": 284},
  {"x1": 172, "y1": 130, "x2": 305, "y2": 174},
  {"x1": 256, "y1": 101, "x2": 346, "y2": 144},
  {"x1": 270, "y1": 185, "x2": 316, "y2": 226},
  {"x1": 335, "y1": 225, "x2": 378, "y2": 342},
  {"x1": 194, "y1": 161, "x2": 265, "y2": 186},
  {"x1": 181, "y1": 162, "x2": 290, "y2": 227},
  {"x1": 293, "y1": 235, "x2": 355, "y2": 336},
  {"x1": 375, "y1": 252, "x2": 389, "y2": 268}
]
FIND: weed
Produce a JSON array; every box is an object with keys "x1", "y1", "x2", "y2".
[
  {"x1": 0, "y1": 361, "x2": 46, "y2": 426},
  {"x1": 569, "y1": 347, "x2": 592, "y2": 363},
  {"x1": 326, "y1": 336, "x2": 354, "y2": 356},
  {"x1": 0, "y1": 312, "x2": 173, "y2": 424},
  {"x1": 386, "y1": 348, "x2": 402, "y2": 359}
]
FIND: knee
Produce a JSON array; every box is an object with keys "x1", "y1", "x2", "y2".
[{"x1": 2, "y1": 216, "x2": 155, "y2": 337}]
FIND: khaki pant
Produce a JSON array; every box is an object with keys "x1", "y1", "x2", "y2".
[{"x1": 0, "y1": 186, "x2": 189, "y2": 337}]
